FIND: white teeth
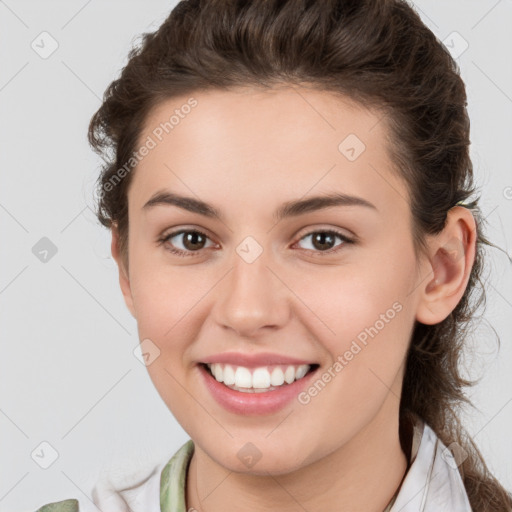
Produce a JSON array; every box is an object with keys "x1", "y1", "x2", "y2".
[
  {"x1": 206, "y1": 363, "x2": 312, "y2": 391},
  {"x1": 252, "y1": 368, "x2": 271, "y2": 389},
  {"x1": 295, "y1": 365, "x2": 309, "y2": 380},
  {"x1": 213, "y1": 364, "x2": 223, "y2": 382},
  {"x1": 234, "y1": 366, "x2": 252, "y2": 388},
  {"x1": 270, "y1": 367, "x2": 285, "y2": 386},
  {"x1": 222, "y1": 364, "x2": 236, "y2": 385},
  {"x1": 284, "y1": 366, "x2": 295, "y2": 384}
]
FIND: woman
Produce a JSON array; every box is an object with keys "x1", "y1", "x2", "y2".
[{"x1": 33, "y1": 0, "x2": 512, "y2": 510}]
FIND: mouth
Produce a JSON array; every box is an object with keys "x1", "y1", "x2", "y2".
[
  {"x1": 198, "y1": 360, "x2": 320, "y2": 415},
  {"x1": 199, "y1": 362, "x2": 320, "y2": 393}
]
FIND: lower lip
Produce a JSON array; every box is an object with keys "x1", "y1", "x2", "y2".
[{"x1": 198, "y1": 363, "x2": 319, "y2": 415}]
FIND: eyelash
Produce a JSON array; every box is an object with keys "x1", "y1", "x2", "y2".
[{"x1": 157, "y1": 228, "x2": 355, "y2": 258}]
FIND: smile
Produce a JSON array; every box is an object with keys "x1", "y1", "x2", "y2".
[{"x1": 198, "y1": 362, "x2": 320, "y2": 415}]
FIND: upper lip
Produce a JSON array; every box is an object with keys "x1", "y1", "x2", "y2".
[{"x1": 200, "y1": 352, "x2": 317, "y2": 368}]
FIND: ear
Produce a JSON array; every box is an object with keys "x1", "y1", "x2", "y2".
[
  {"x1": 415, "y1": 206, "x2": 477, "y2": 325},
  {"x1": 111, "y1": 224, "x2": 136, "y2": 318}
]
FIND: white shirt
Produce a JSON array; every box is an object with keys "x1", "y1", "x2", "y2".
[{"x1": 77, "y1": 419, "x2": 472, "y2": 512}]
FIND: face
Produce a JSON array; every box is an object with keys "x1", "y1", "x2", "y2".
[{"x1": 114, "y1": 86, "x2": 426, "y2": 475}]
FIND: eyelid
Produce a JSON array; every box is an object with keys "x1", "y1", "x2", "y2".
[
  {"x1": 294, "y1": 224, "x2": 356, "y2": 242},
  {"x1": 159, "y1": 225, "x2": 217, "y2": 243}
]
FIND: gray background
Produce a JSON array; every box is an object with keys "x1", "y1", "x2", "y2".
[{"x1": 1, "y1": 0, "x2": 511, "y2": 509}]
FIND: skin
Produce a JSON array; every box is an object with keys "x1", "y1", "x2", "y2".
[{"x1": 111, "y1": 85, "x2": 476, "y2": 512}]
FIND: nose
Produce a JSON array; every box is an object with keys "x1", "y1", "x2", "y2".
[{"x1": 212, "y1": 251, "x2": 291, "y2": 338}]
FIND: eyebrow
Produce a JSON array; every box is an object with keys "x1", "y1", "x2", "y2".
[{"x1": 142, "y1": 190, "x2": 378, "y2": 222}]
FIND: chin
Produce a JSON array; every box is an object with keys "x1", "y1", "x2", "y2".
[{"x1": 203, "y1": 440, "x2": 312, "y2": 476}]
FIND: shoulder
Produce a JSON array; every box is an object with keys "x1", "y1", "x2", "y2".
[
  {"x1": 30, "y1": 466, "x2": 160, "y2": 512},
  {"x1": 31, "y1": 440, "x2": 195, "y2": 512},
  {"x1": 34, "y1": 500, "x2": 78, "y2": 512}
]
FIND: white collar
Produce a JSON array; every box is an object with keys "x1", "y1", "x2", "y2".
[{"x1": 390, "y1": 421, "x2": 472, "y2": 511}]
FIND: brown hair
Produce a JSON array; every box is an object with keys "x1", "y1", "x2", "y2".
[{"x1": 88, "y1": 0, "x2": 512, "y2": 509}]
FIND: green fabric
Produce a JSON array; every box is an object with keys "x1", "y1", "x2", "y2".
[
  {"x1": 160, "y1": 439, "x2": 195, "y2": 512},
  {"x1": 35, "y1": 499, "x2": 78, "y2": 512}
]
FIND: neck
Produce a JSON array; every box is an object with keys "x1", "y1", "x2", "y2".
[{"x1": 186, "y1": 395, "x2": 409, "y2": 512}]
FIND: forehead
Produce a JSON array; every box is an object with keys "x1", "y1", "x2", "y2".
[{"x1": 130, "y1": 86, "x2": 409, "y2": 218}]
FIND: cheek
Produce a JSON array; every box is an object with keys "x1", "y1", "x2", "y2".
[
  {"x1": 293, "y1": 251, "x2": 414, "y2": 385},
  {"x1": 129, "y1": 246, "x2": 213, "y2": 337},
  {"x1": 291, "y1": 265, "x2": 403, "y2": 342},
  {"x1": 300, "y1": 283, "x2": 411, "y2": 439}
]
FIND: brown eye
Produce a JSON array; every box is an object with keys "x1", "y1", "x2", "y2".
[
  {"x1": 296, "y1": 230, "x2": 354, "y2": 255},
  {"x1": 311, "y1": 232, "x2": 336, "y2": 251},
  {"x1": 159, "y1": 229, "x2": 214, "y2": 257},
  {"x1": 179, "y1": 231, "x2": 207, "y2": 250}
]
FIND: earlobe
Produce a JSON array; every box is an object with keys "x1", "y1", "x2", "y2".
[
  {"x1": 110, "y1": 224, "x2": 136, "y2": 318},
  {"x1": 415, "y1": 206, "x2": 477, "y2": 325}
]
